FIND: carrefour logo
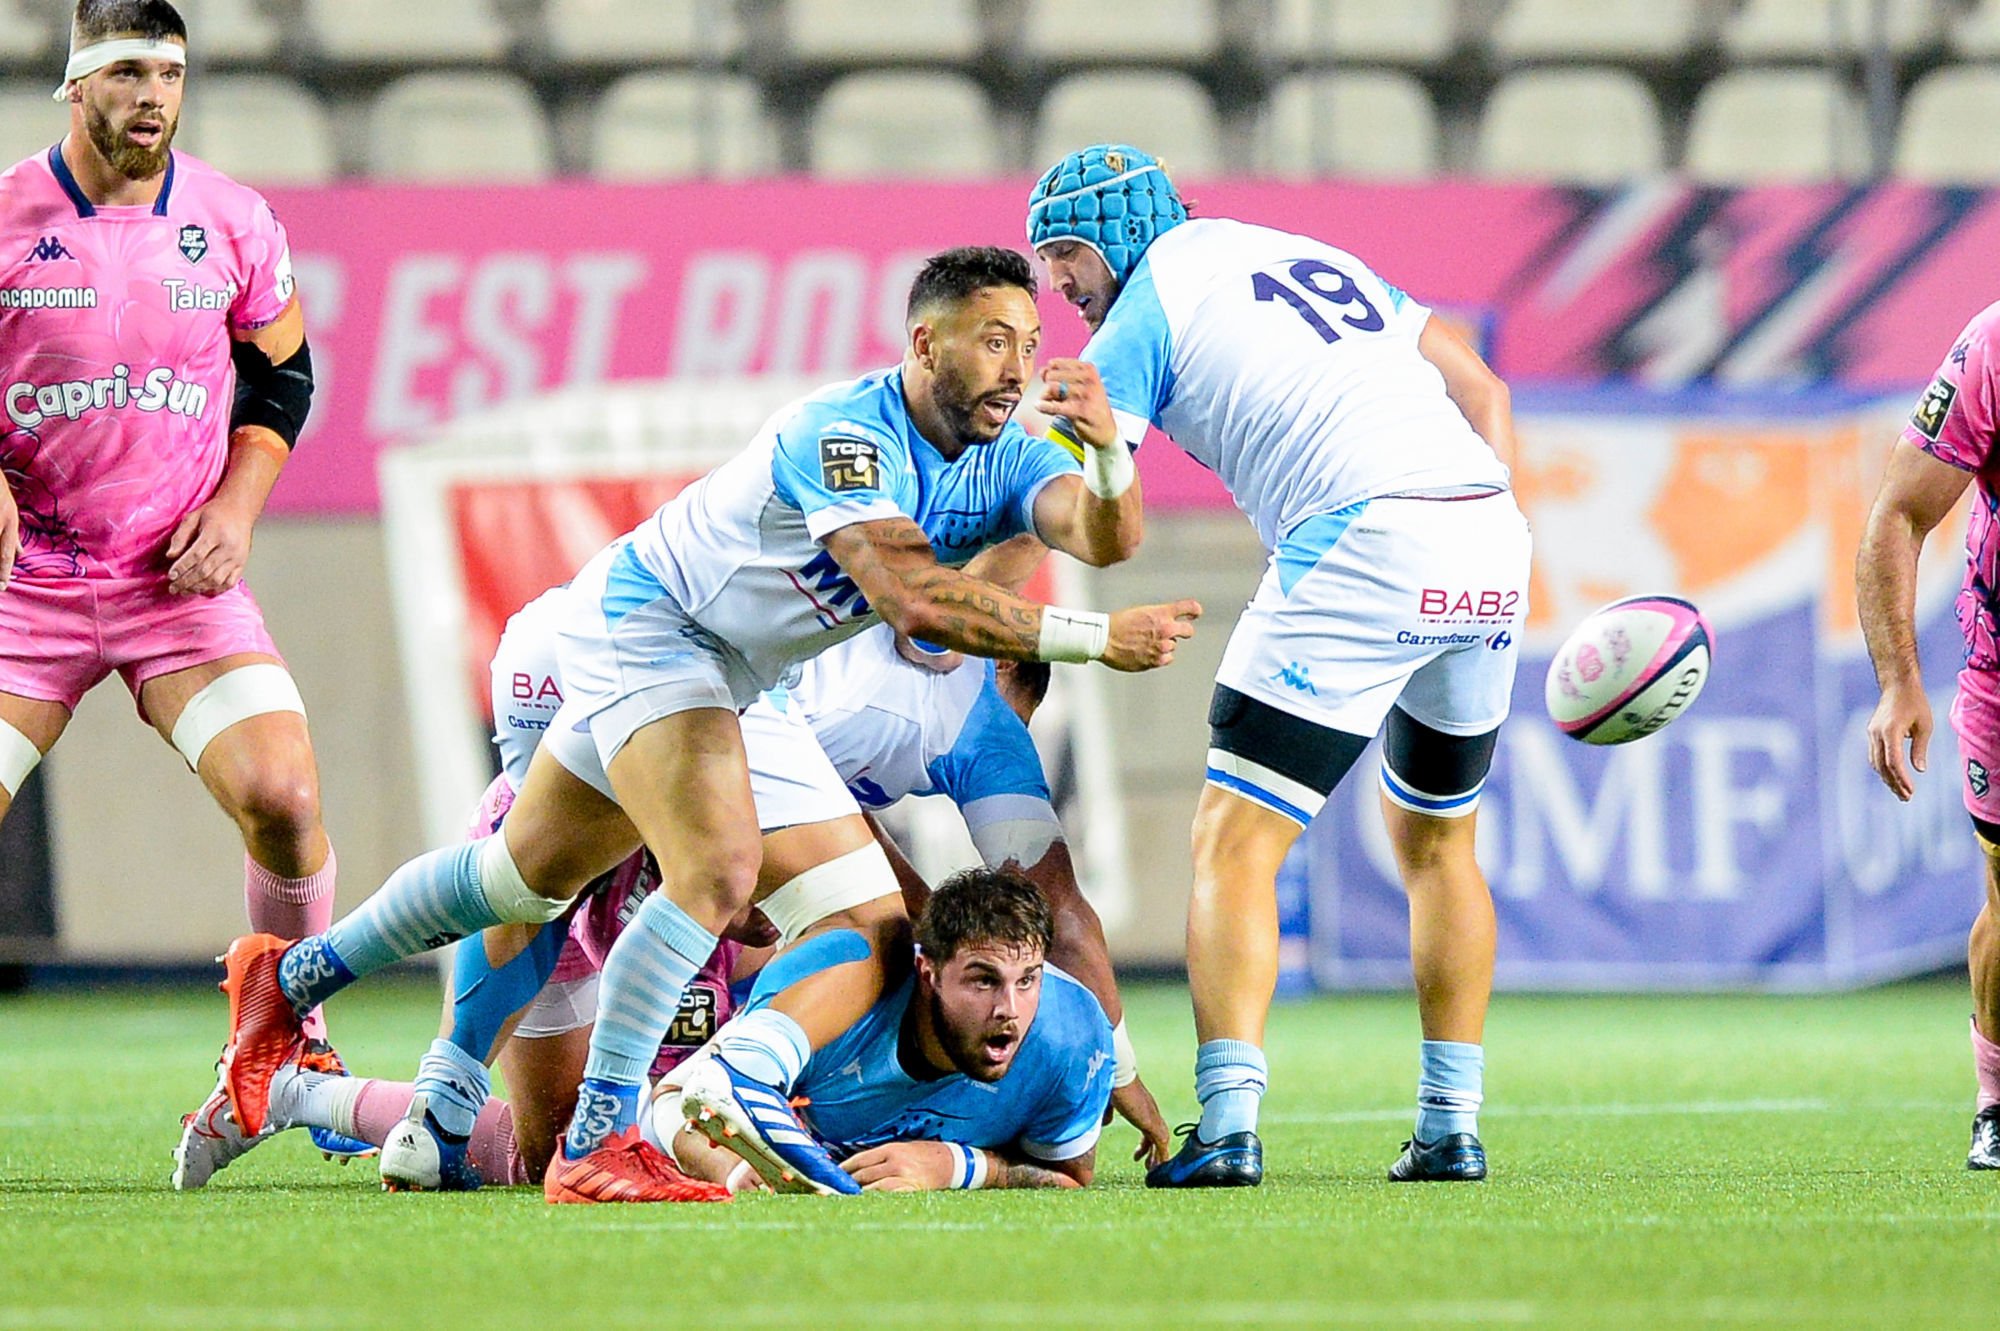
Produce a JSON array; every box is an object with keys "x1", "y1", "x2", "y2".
[{"x1": 5, "y1": 364, "x2": 210, "y2": 429}]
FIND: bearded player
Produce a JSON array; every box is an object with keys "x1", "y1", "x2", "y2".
[
  {"x1": 1027, "y1": 146, "x2": 1530, "y2": 1186},
  {"x1": 0, "y1": 0, "x2": 359, "y2": 1145},
  {"x1": 1860, "y1": 301, "x2": 2000, "y2": 1170}
]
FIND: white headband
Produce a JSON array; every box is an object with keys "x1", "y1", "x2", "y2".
[{"x1": 53, "y1": 38, "x2": 186, "y2": 101}]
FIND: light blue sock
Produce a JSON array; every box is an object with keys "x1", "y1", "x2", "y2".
[
  {"x1": 411, "y1": 1037, "x2": 490, "y2": 1141},
  {"x1": 711, "y1": 1008, "x2": 810, "y2": 1093},
  {"x1": 279, "y1": 840, "x2": 508, "y2": 1012},
  {"x1": 564, "y1": 893, "x2": 717, "y2": 1158},
  {"x1": 1195, "y1": 1039, "x2": 1268, "y2": 1141},
  {"x1": 1415, "y1": 1039, "x2": 1484, "y2": 1142}
]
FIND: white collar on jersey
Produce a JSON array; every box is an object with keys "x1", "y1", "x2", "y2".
[{"x1": 52, "y1": 38, "x2": 186, "y2": 101}]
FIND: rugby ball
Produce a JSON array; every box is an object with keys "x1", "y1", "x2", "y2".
[{"x1": 1544, "y1": 596, "x2": 1714, "y2": 745}]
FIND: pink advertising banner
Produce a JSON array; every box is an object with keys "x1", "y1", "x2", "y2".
[{"x1": 265, "y1": 179, "x2": 2000, "y2": 515}]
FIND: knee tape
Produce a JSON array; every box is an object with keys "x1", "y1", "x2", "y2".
[
  {"x1": 0, "y1": 718, "x2": 41, "y2": 798},
  {"x1": 170, "y1": 663, "x2": 306, "y2": 770},
  {"x1": 756, "y1": 841, "x2": 898, "y2": 948},
  {"x1": 477, "y1": 833, "x2": 574, "y2": 924}
]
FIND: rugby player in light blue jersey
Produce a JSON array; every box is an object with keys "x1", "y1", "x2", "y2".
[
  {"x1": 205, "y1": 246, "x2": 1200, "y2": 1204},
  {"x1": 1027, "y1": 146, "x2": 1532, "y2": 1186},
  {"x1": 664, "y1": 864, "x2": 1115, "y2": 1193}
]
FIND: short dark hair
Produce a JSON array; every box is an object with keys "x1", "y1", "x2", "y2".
[
  {"x1": 906, "y1": 246, "x2": 1036, "y2": 322},
  {"x1": 74, "y1": 0, "x2": 185, "y2": 45},
  {"x1": 1001, "y1": 659, "x2": 1052, "y2": 709},
  {"x1": 916, "y1": 865, "x2": 1054, "y2": 965}
]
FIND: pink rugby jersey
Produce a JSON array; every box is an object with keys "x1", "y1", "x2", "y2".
[
  {"x1": 1905, "y1": 300, "x2": 2000, "y2": 696},
  {"x1": 0, "y1": 145, "x2": 294, "y2": 580}
]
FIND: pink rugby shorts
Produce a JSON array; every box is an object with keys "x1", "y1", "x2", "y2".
[
  {"x1": 1954, "y1": 673, "x2": 2000, "y2": 826},
  {"x1": 0, "y1": 574, "x2": 281, "y2": 712}
]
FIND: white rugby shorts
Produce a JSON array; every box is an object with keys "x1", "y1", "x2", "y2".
[{"x1": 1215, "y1": 489, "x2": 1532, "y2": 740}]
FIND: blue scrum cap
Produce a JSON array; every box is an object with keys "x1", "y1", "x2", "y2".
[{"x1": 1025, "y1": 144, "x2": 1187, "y2": 287}]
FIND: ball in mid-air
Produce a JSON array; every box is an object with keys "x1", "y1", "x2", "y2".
[{"x1": 1544, "y1": 596, "x2": 1713, "y2": 745}]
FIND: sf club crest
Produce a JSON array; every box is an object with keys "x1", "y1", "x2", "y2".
[
  {"x1": 177, "y1": 224, "x2": 208, "y2": 265},
  {"x1": 819, "y1": 435, "x2": 881, "y2": 493}
]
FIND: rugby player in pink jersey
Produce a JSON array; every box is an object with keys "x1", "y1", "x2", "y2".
[
  {"x1": 0, "y1": 1, "x2": 354, "y2": 1132},
  {"x1": 1860, "y1": 299, "x2": 2000, "y2": 1170}
]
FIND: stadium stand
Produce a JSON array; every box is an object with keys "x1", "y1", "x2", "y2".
[
  {"x1": 1721, "y1": 0, "x2": 1944, "y2": 56},
  {"x1": 538, "y1": 0, "x2": 734, "y2": 67},
  {"x1": 590, "y1": 71, "x2": 777, "y2": 179},
  {"x1": 1262, "y1": 0, "x2": 1459, "y2": 67},
  {"x1": 1476, "y1": 67, "x2": 1666, "y2": 182},
  {"x1": 784, "y1": 0, "x2": 985, "y2": 61},
  {"x1": 1488, "y1": 0, "x2": 1705, "y2": 61},
  {"x1": 1034, "y1": 70, "x2": 1222, "y2": 176},
  {"x1": 1023, "y1": 0, "x2": 1221, "y2": 62},
  {"x1": 366, "y1": 71, "x2": 554, "y2": 181},
  {"x1": 1256, "y1": 70, "x2": 1440, "y2": 179},
  {"x1": 810, "y1": 70, "x2": 1000, "y2": 178},
  {"x1": 0, "y1": 1, "x2": 49, "y2": 62},
  {"x1": 181, "y1": 74, "x2": 335, "y2": 184},
  {"x1": 176, "y1": 0, "x2": 280, "y2": 63},
  {"x1": 304, "y1": 0, "x2": 514, "y2": 67},
  {"x1": 0, "y1": 78, "x2": 50, "y2": 165},
  {"x1": 1684, "y1": 65, "x2": 1869, "y2": 182},
  {"x1": 1894, "y1": 62, "x2": 2000, "y2": 181}
]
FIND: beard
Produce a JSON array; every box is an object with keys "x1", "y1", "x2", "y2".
[
  {"x1": 928, "y1": 988, "x2": 1015, "y2": 1084},
  {"x1": 927, "y1": 357, "x2": 1008, "y2": 448},
  {"x1": 85, "y1": 101, "x2": 175, "y2": 181}
]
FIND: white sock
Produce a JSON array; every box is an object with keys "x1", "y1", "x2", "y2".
[{"x1": 270, "y1": 1065, "x2": 365, "y2": 1138}]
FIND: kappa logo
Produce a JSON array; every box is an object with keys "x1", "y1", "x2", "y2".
[
  {"x1": 1913, "y1": 375, "x2": 1957, "y2": 441},
  {"x1": 1271, "y1": 661, "x2": 1318, "y2": 695},
  {"x1": 177, "y1": 224, "x2": 207, "y2": 264},
  {"x1": 25, "y1": 235, "x2": 72, "y2": 263},
  {"x1": 819, "y1": 434, "x2": 880, "y2": 493},
  {"x1": 1972, "y1": 758, "x2": 1990, "y2": 800}
]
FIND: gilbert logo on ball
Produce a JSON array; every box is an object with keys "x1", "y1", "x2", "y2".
[{"x1": 1544, "y1": 596, "x2": 1713, "y2": 745}]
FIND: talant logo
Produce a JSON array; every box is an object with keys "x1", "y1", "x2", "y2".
[
  {"x1": 162, "y1": 277, "x2": 238, "y2": 312},
  {"x1": 25, "y1": 235, "x2": 72, "y2": 263}
]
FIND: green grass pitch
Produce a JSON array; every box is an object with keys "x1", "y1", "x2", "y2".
[{"x1": 1, "y1": 975, "x2": 1993, "y2": 1330}]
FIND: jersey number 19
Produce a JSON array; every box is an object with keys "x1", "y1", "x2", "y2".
[{"x1": 1252, "y1": 259, "x2": 1385, "y2": 344}]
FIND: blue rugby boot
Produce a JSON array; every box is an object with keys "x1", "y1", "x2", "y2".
[
  {"x1": 1969, "y1": 1105, "x2": 2000, "y2": 1170},
  {"x1": 677, "y1": 1055, "x2": 861, "y2": 1195},
  {"x1": 1388, "y1": 1131, "x2": 1487, "y2": 1182},
  {"x1": 297, "y1": 1039, "x2": 378, "y2": 1162},
  {"x1": 378, "y1": 1091, "x2": 482, "y2": 1192},
  {"x1": 1145, "y1": 1123, "x2": 1264, "y2": 1188}
]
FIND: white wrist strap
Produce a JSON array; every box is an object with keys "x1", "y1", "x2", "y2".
[
  {"x1": 1084, "y1": 440, "x2": 1136, "y2": 500},
  {"x1": 54, "y1": 38, "x2": 186, "y2": 100},
  {"x1": 950, "y1": 1143, "x2": 990, "y2": 1189},
  {"x1": 1037, "y1": 607, "x2": 1110, "y2": 663},
  {"x1": 1111, "y1": 1018, "x2": 1139, "y2": 1089}
]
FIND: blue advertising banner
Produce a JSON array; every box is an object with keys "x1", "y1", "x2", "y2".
[{"x1": 1303, "y1": 401, "x2": 1979, "y2": 990}]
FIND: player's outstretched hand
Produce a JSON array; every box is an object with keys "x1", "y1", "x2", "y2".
[
  {"x1": 1111, "y1": 1074, "x2": 1173, "y2": 1166},
  {"x1": 165, "y1": 498, "x2": 255, "y2": 597},
  {"x1": 840, "y1": 1140, "x2": 956, "y2": 1192},
  {"x1": 1036, "y1": 359, "x2": 1116, "y2": 449},
  {"x1": 0, "y1": 475, "x2": 18, "y2": 590},
  {"x1": 1866, "y1": 681, "x2": 1931, "y2": 802},
  {"x1": 1101, "y1": 599, "x2": 1201, "y2": 672}
]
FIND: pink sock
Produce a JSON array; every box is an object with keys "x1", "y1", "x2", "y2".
[
  {"x1": 245, "y1": 849, "x2": 337, "y2": 1041},
  {"x1": 350, "y1": 1079, "x2": 529, "y2": 1186},
  {"x1": 1972, "y1": 1018, "x2": 2000, "y2": 1111}
]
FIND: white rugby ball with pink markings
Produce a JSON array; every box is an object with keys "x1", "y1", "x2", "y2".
[{"x1": 1544, "y1": 596, "x2": 1714, "y2": 745}]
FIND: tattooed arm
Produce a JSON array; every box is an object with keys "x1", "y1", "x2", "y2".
[
  {"x1": 822, "y1": 517, "x2": 1198, "y2": 672},
  {"x1": 984, "y1": 1146, "x2": 1093, "y2": 1189}
]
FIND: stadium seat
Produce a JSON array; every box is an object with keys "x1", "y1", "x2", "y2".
[
  {"x1": 1022, "y1": 0, "x2": 1219, "y2": 62},
  {"x1": 1475, "y1": 69, "x2": 1664, "y2": 182},
  {"x1": 1489, "y1": 0, "x2": 1703, "y2": 60},
  {"x1": 0, "y1": 81, "x2": 56, "y2": 166},
  {"x1": 1953, "y1": 0, "x2": 2000, "y2": 55},
  {"x1": 367, "y1": 74, "x2": 553, "y2": 182},
  {"x1": 0, "y1": 2, "x2": 49, "y2": 65},
  {"x1": 1722, "y1": 0, "x2": 1942, "y2": 55},
  {"x1": 1683, "y1": 68, "x2": 1867, "y2": 182},
  {"x1": 782, "y1": 0, "x2": 983, "y2": 60},
  {"x1": 1895, "y1": 65, "x2": 2000, "y2": 182},
  {"x1": 180, "y1": 76, "x2": 337, "y2": 185},
  {"x1": 303, "y1": 0, "x2": 513, "y2": 66},
  {"x1": 177, "y1": 0, "x2": 281, "y2": 63},
  {"x1": 1255, "y1": 71, "x2": 1439, "y2": 179},
  {"x1": 590, "y1": 72, "x2": 777, "y2": 179},
  {"x1": 541, "y1": 0, "x2": 737, "y2": 66},
  {"x1": 1263, "y1": 0, "x2": 1457, "y2": 64},
  {"x1": 1034, "y1": 72, "x2": 1221, "y2": 176},
  {"x1": 810, "y1": 72, "x2": 999, "y2": 179}
]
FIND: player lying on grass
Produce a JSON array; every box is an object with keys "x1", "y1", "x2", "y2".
[
  {"x1": 177, "y1": 866, "x2": 1112, "y2": 1194},
  {"x1": 179, "y1": 590, "x2": 1170, "y2": 1190},
  {"x1": 204, "y1": 246, "x2": 1197, "y2": 1204},
  {"x1": 668, "y1": 864, "x2": 1111, "y2": 1192}
]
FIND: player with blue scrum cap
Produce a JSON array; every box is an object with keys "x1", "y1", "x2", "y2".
[{"x1": 1026, "y1": 146, "x2": 1531, "y2": 1186}]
